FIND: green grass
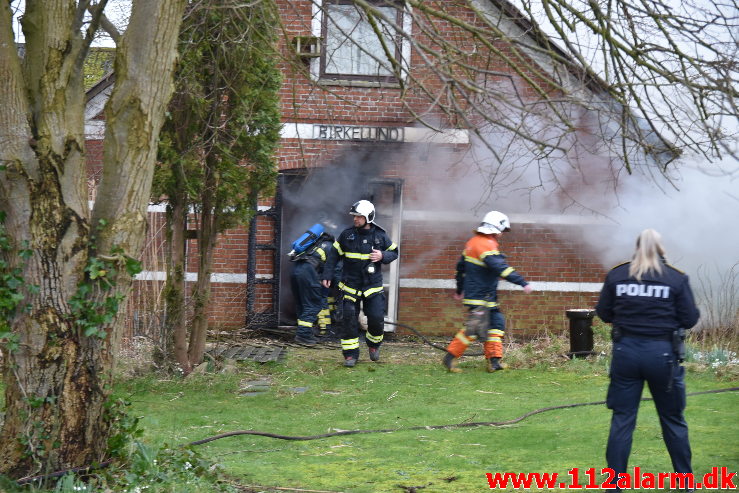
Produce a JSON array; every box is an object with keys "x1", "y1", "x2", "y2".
[{"x1": 112, "y1": 341, "x2": 738, "y2": 493}]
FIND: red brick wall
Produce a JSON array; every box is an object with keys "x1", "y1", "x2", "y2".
[{"x1": 87, "y1": 0, "x2": 610, "y2": 337}]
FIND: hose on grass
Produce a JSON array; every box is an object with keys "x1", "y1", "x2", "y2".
[
  {"x1": 14, "y1": 314, "x2": 737, "y2": 487},
  {"x1": 185, "y1": 386, "x2": 739, "y2": 446},
  {"x1": 16, "y1": 387, "x2": 739, "y2": 486},
  {"x1": 384, "y1": 320, "x2": 485, "y2": 356}
]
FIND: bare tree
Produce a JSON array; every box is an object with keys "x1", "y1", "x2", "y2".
[
  {"x1": 292, "y1": 0, "x2": 736, "y2": 177},
  {"x1": 0, "y1": 0, "x2": 186, "y2": 478}
]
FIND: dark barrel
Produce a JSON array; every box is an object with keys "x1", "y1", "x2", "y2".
[{"x1": 566, "y1": 309, "x2": 596, "y2": 358}]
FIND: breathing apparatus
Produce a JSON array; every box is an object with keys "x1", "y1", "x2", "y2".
[{"x1": 288, "y1": 223, "x2": 325, "y2": 258}]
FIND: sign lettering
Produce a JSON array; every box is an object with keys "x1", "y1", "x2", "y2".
[{"x1": 313, "y1": 125, "x2": 405, "y2": 142}]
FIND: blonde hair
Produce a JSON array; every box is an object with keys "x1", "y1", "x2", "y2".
[{"x1": 629, "y1": 229, "x2": 666, "y2": 281}]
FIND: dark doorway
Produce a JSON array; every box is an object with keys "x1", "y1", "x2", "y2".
[{"x1": 278, "y1": 149, "x2": 403, "y2": 328}]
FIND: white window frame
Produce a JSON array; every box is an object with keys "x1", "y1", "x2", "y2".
[{"x1": 311, "y1": 0, "x2": 411, "y2": 84}]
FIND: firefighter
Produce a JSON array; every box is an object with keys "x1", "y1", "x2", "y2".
[
  {"x1": 289, "y1": 226, "x2": 335, "y2": 346},
  {"x1": 322, "y1": 200, "x2": 399, "y2": 367},
  {"x1": 596, "y1": 229, "x2": 700, "y2": 490},
  {"x1": 443, "y1": 211, "x2": 533, "y2": 373}
]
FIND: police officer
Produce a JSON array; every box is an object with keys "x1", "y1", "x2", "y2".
[
  {"x1": 596, "y1": 229, "x2": 700, "y2": 490},
  {"x1": 442, "y1": 211, "x2": 533, "y2": 373},
  {"x1": 290, "y1": 229, "x2": 335, "y2": 345},
  {"x1": 322, "y1": 200, "x2": 398, "y2": 367}
]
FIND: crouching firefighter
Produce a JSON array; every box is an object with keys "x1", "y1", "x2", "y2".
[
  {"x1": 443, "y1": 211, "x2": 534, "y2": 373},
  {"x1": 289, "y1": 223, "x2": 335, "y2": 345},
  {"x1": 322, "y1": 200, "x2": 398, "y2": 367}
]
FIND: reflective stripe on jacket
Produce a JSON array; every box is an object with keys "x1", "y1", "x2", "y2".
[
  {"x1": 456, "y1": 233, "x2": 528, "y2": 307},
  {"x1": 324, "y1": 224, "x2": 398, "y2": 297}
]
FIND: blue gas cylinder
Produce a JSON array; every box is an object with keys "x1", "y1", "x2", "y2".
[{"x1": 290, "y1": 223, "x2": 325, "y2": 256}]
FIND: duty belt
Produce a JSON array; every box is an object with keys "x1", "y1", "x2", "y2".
[{"x1": 619, "y1": 327, "x2": 672, "y2": 341}]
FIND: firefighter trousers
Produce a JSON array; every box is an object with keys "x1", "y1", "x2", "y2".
[
  {"x1": 290, "y1": 262, "x2": 323, "y2": 339},
  {"x1": 446, "y1": 306, "x2": 506, "y2": 359},
  {"x1": 340, "y1": 292, "x2": 385, "y2": 359}
]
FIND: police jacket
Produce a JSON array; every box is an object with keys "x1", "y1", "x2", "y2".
[
  {"x1": 291, "y1": 234, "x2": 334, "y2": 276},
  {"x1": 596, "y1": 260, "x2": 700, "y2": 337},
  {"x1": 456, "y1": 233, "x2": 528, "y2": 309},
  {"x1": 323, "y1": 224, "x2": 398, "y2": 300}
]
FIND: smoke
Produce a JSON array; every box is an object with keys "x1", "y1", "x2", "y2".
[
  {"x1": 278, "y1": 145, "x2": 398, "y2": 323},
  {"x1": 408, "y1": 124, "x2": 739, "y2": 326},
  {"x1": 572, "y1": 155, "x2": 739, "y2": 330},
  {"x1": 279, "y1": 123, "x2": 738, "y2": 328},
  {"x1": 281, "y1": 145, "x2": 392, "y2": 247},
  {"x1": 588, "y1": 158, "x2": 739, "y2": 273}
]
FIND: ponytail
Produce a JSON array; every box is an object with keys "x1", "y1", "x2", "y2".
[{"x1": 629, "y1": 229, "x2": 665, "y2": 282}]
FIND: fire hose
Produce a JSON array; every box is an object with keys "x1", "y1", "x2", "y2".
[
  {"x1": 383, "y1": 320, "x2": 485, "y2": 356},
  {"x1": 186, "y1": 386, "x2": 739, "y2": 445},
  {"x1": 16, "y1": 386, "x2": 739, "y2": 486},
  {"x1": 252, "y1": 320, "x2": 486, "y2": 355},
  {"x1": 14, "y1": 318, "x2": 738, "y2": 486}
]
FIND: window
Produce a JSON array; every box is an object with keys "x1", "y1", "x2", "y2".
[{"x1": 320, "y1": 0, "x2": 405, "y2": 83}]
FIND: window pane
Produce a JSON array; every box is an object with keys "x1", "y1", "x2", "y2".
[{"x1": 324, "y1": 4, "x2": 397, "y2": 77}]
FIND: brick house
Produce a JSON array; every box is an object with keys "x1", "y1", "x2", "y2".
[{"x1": 85, "y1": 0, "x2": 656, "y2": 340}]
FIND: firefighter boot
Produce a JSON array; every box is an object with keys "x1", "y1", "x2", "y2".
[
  {"x1": 368, "y1": 346, "x2": 381, "y2": 362},
  {"x1": 486, "y1": 357, "x2": 504, "y2": 373},
  {"x1": 443, "y1": 352, "x2": 462, "y2": 373}
]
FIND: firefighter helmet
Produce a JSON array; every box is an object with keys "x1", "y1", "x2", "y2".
[
  {"x1": 350, "y1": 200, "x2": 375, "y2": 223},
  {"x1": 477, "y1": 210, "x2": 511, "y2": 234}
]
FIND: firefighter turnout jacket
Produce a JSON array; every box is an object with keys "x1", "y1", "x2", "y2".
[
  {"x1": 292, "y1": 233, "x2": 334, "y2": 274},
  {"x1": 456, "y1": 233, "x2": 528, "y2": 309},
  {"x1": 596, "y1": 260, "x2": 700, "y2": 338},
  {"x1": 324, "y1": 224, "x2": 398, "y2": 301}
]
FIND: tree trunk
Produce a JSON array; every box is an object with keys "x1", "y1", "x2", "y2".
[
  {"x1": 0, "y1": 0, "x2": 186, "y2": 478},
  {"x1": 162, "y1": 181, "x2": 190, "y2": 373},
  {"x1": 187, "y1": 155, "x2": 221, "y2": 368}
]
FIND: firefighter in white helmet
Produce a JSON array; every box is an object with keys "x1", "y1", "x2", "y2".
[
  {"x1": 443, "y1": 211, "x2": 534, "y2": 372},
  {"x1": 322, "y1": 200, "x2": 399, "y2": 367}
]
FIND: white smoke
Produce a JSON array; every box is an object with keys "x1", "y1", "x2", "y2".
[
  {"x1": 590, "y1": 157, "x2": 739, "y2": 273},
  {"x1": 405, "y1": 130, "x2": 739, "y2": 327}
]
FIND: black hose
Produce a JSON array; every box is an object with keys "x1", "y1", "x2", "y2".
[
  {"x1": 185, "y1": 386, "x2": 739, "y2": 445},
  {"x1": 16, "y1": 386, "x2": 738, "y2": 486},
  {"x1": 384, "y1": 320, "x2": 487, "y2": 356}
]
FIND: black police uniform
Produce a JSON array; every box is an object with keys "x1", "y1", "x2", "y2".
[
  {"x1": 291, "y1": 235, "x2": 334, "y2": 342},
  {"x1": 323, "y1": 224, "x2": 398, "y2": 360},
  {"x1": 596, "y1": 260, "x2": 700, "y2": 485}
]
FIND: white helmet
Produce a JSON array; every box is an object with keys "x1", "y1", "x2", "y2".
[
  {"x1": 350, "y1": 200, "x2": 375, "y2": 223},
  {"x1": 477, "y1": 210, "x2": 511, "y2": 234}
]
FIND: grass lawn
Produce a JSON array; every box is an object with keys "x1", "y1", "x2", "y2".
[{"x1": 115, "y1": 339, "x2": 739, "y2": 492}]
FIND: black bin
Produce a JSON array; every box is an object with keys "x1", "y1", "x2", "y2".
[{"x1": 566, "y1": 309, "x2": 596, "y2": 358}]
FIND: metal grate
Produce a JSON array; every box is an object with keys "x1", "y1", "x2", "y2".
[{"x1": 209, "y1": 345, "x2": 287, "y2": 363}]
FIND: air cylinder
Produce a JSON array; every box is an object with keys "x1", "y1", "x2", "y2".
[{"x1": 566, "y1": 309, "x2": 596, "y2": 358}]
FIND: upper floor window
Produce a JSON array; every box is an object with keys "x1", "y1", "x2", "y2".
[{"x1": 320, "y1": 0, "x2": 405, "y2": 83}]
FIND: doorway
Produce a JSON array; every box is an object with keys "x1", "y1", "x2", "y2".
[{"x1": 278, "y1": 171, "x2": 403, "y2": 330}]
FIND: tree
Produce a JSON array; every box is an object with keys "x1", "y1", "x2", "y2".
[
  {"x1": 154, "y1": 0, "x2": 282, "y2": 374},
  {"x1": 0, "y1": 0, "x2": 186, "y2": 478}
]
